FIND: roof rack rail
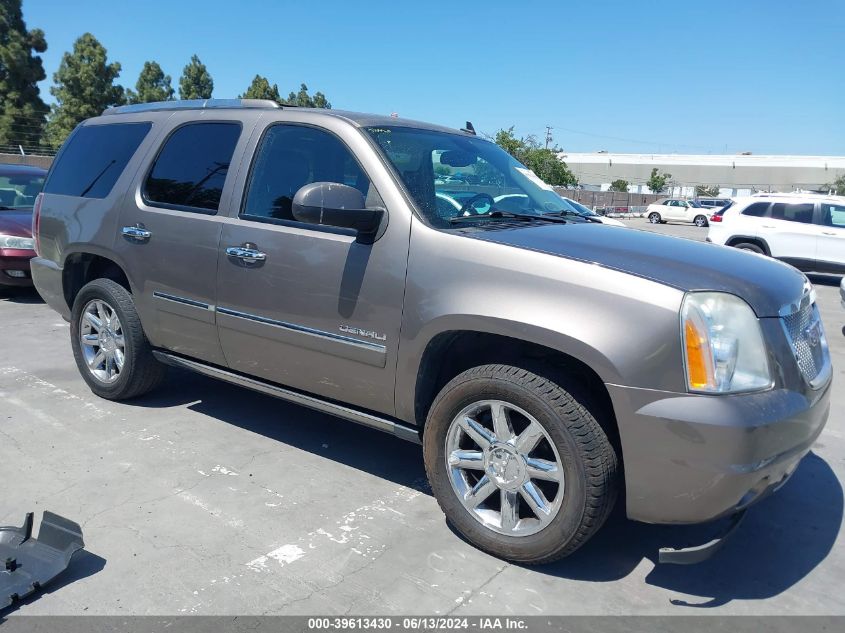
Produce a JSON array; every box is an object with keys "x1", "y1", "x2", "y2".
[{"x1": 102, "y1": 99, "x2": 281, "y2": 116}]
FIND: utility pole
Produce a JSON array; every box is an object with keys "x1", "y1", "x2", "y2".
[{"x1": 545, "y1": 126, "x2": 553, "y2": 150}]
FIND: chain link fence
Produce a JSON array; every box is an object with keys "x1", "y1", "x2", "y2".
[{"x1": 552, "y1": 188, "x2": 666, "y2": 217}]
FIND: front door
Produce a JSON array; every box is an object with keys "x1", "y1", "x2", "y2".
[
  {"x1": 214, "y1": 122, "x2": 409, "y2": 415},
  {"x1": 817, "y1": 202, "x2": 845, "y2": 272},
  {"x1": 115, "y1": 120, "x2": 245, "y2": 366}
]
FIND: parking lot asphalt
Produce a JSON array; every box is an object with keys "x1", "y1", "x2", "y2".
[{"x1": 1, "y1": 220, "x2": 843, "y2": 616}]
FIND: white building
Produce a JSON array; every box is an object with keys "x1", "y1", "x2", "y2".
[{"x1": 559, "y1": 152, "x2": 845, "y2": 197}]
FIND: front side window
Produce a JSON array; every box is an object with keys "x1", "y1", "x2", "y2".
[
  {"x1": 821, "y1": 203, "x2": 845, "y2": 228},
  {"x1": 770, "y1": 202, "x2": 814, "y2": 224},
  {"x1": 242, "y1": 124, "x2": 372, "y2": 224},
  {"x1": 44, "y1": 122, "x2": 151, "y2": 199},
  {"x1": 366, "y1": 126, "x2": 578, "y2": 228},
  {"x1": 144, "y1": 122, "x2": 241, "y2": 213}
]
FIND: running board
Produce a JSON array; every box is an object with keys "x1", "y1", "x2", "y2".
[{"x1": 152, "y1": 351, "x2": 421, "y2": 444}]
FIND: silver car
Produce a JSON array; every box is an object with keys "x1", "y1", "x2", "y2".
[{"x1": 31, "y1": 100, "x2": 832, "y2": 564}]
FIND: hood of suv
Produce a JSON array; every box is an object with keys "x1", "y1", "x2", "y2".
[{"x1": 470, "y1": 223, "x2": 805, "y2": 317}]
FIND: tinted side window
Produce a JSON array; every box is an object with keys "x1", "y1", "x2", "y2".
[
  {"x1": 242, "y1": 125, "x2": 371, "y2": 223},
  {"x1": 770, "y1": 202, "x2": 814, "y2": 224},
  {"x1": 44, "y1": 122, "x2": 151, "y2": 198},
  {"x1": 741, "y1": 202, "x2": 770, "y2": 217},
  {"x1": 820, "y1": 203, "x2": 845, "y2": 228},
  {"x1": 144, "y1": 122, "x2": 241, "y2": 213}
]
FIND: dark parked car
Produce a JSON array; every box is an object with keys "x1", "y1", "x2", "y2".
[{"x1": 0, "y1": 164, "x2": 47, "y2": 288}]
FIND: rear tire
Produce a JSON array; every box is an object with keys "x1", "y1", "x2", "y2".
[
  {"x1": 734, "y1": 242, "x2": 765, "y2": 254},
  {"x1": 648, "y1": 212, "x2": 661, "y2": 224},
  {"x1": 694, "y1": 214, "x2": 708, "y2": 227},
  {"x1": 423, "y1": 364, "x2": 618, "y2": 564},
  {"x1": 70, "y1": 278, "x2": 166, "y2": 400}
]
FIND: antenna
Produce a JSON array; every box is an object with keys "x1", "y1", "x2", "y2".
[{"x1": 461, "y1": 121, "x2": 476, "y2": 135}]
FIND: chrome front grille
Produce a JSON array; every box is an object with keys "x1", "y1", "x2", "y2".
[{"x1": 780, "y1": 294, "x2": 830, "y2": 388}]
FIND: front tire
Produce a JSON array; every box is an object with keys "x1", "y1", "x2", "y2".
[
  {"x1": 70, "y1": 278, "x2": 165, "y2": 400},
  {"x1": 648, "y1": 212, "x2": 661, "y2": 224},
  {"x1": 423, "y1": 364, "x2": 618, "y2": 564}
]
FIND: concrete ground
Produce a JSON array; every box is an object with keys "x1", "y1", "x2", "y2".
[{"x1": 1, "y1": 220, "x2": 843, "y2": 616}]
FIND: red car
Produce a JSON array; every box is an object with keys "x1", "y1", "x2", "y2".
[{"x1": 0, "y1": 164, "x2": 47, "y2": 289}]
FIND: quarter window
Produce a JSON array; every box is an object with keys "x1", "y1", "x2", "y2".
[
  {"x1": 242, "y1": 125, "x2": 372, "y2": 224},
  {"x1": 770, "y1": 202, "x2": 814, "y2": 224},
  {"x1": 144, "y1": 122, "x2": 241, "y2": 213},
  {"x1": 741, "y1": 202, "x2": 770, "y2": 217},
  {"x1": 44, "y1": 122, "x2": 151, "y2": 198}
]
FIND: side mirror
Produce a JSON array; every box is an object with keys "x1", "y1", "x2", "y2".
[{"x1": 291, "y1": 182, "x2": 384, "y2": 244}]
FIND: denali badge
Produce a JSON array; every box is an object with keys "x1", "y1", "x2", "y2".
[{"x1": 339, "y1": 325, "x2": 387, "y2": 341}]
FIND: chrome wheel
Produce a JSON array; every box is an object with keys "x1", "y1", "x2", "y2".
[
  {"x1": 445, "y1": 400, "x2": 564, "y2": 537},
  {"x1": 694, "y1": 215, "x2": 708, "y2": 227},
  {"x1": 79, "y1": 299, "x2": 125, "y2": 383},
  {"x1": 648, "y1": 212, "x2": 660, "y2": 224}
]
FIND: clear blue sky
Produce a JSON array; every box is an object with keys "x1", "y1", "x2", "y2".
[{"x1": 23, "y1": 0, "x2": 845, "y2": 155}]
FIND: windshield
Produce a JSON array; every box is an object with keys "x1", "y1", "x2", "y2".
[
  {"x1": 366, "y1": 126, "x2": 576, "y2": 227},
  {"x1": 0, "y1": 172, "x2": 45, "y2": 210}
]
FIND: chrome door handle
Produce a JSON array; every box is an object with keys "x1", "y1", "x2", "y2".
[
  {"x1": 226, "y1": 246, "x2": 267, "y2": 264},
  {"x1": 821, "y1": 231, "x2": 837, "y2": 236},
  {"x1": 122, "y1": 224, "x2": 151, "y2": 242},
  {"x1": 761, "y1": 225, "x2": 775, "y2": 229}
]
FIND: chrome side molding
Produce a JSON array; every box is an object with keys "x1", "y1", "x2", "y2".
[{"x1": 151, "y1": 350, "x2": 420, "y2": 444}]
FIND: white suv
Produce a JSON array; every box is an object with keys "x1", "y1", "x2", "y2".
[
  {"x1": 707, "y1": 194, "x2": 845, "y2": 274},
  {"x1": 646, "y1": 199, "x2": 711, "y2": 227}
]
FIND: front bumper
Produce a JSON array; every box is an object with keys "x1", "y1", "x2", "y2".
[
  {"x1": 608, "y1": 378, "x2": 831, "y2": 524},
  {"x1": 0, "y1": 249, "x2": 35, "y2": 287}
]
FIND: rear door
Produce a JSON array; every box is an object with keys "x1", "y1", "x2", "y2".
[
  {"x1": 114, "y1": 118, "x2": 250, "y2": 366},
  {"x1": 757, "y1": 201, "x2": 818, "y2": 267},
  {"x1": 213, "y1": 119, "x2": 411, "y2": 415},
  {"x1": 817, "y1": 202, "x2": 845, "y2": 272}
]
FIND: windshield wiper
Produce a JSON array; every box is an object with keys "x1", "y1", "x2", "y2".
[
  {"x1": 546, "y1": 209, "x2": 601, "y2": 223},
  {"x1": 450, "y1": 210, "x2": 567, "y2": 224}
]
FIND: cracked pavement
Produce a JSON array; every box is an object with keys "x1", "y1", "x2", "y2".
[{"x1": 1, "y1": 220, "x2": 844, "y2": 615}]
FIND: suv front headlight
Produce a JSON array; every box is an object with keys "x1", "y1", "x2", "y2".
[
  {"x1": 0, "y1": 235, "x2": 35, "y2": 250},
  {"x1": 681, "y1": 292, "x2": 772, "y2": 394}
]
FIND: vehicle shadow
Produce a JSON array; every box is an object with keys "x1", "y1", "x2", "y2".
[
  {"x1": 0, "y1": 287, "x2": 44, "y2": 304},
  {"x1": 536, "y1": 451, "x2": 842, "y2": 607},
  {"x1": 0, "y1": 549, "x2": 106, "y2": 619},
  {"x1": 127, "y1": 369, "x2": 841, "y2": 608},
  {"x1": 130, "y1": 368, "x2": 430, "y2": 493}
]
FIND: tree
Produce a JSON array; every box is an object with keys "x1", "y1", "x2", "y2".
[
  {"x1": 695, "y1": 184, "x2": 720, "y2": 197},
  {"x1": 433, "y1": 164, "x2": 451, "y2": 176},
  {"x1": 609, "y1": 179, "x2": 630, "y2": 192},
  {"x1": 178, "y1": 54, "x2": 213, "y2": 100},
  {"x1": 647, "y1": 167, "x2": 672, "y2": 194},
  {"x1": 126, "y1": 61, "x2": 174, "y2": 104},
  {"x1": 45, "y1": 33, "x2": 124, "y2": 148},
  {"x1": 824, "y1": 174, "x2": 845, "y2": 196},
  {"x1": 240, "y1": 74, "x2": 280, "y2": 101},
  {"x1": 0, "y1": 0, "x2": 49, "y2": 150},
  {"x1": 285, "y1": 83, "x2": 331, "y2": 108},
  {"x1": 492, "y1": 127, "x2": 577, "y2": 187}
]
